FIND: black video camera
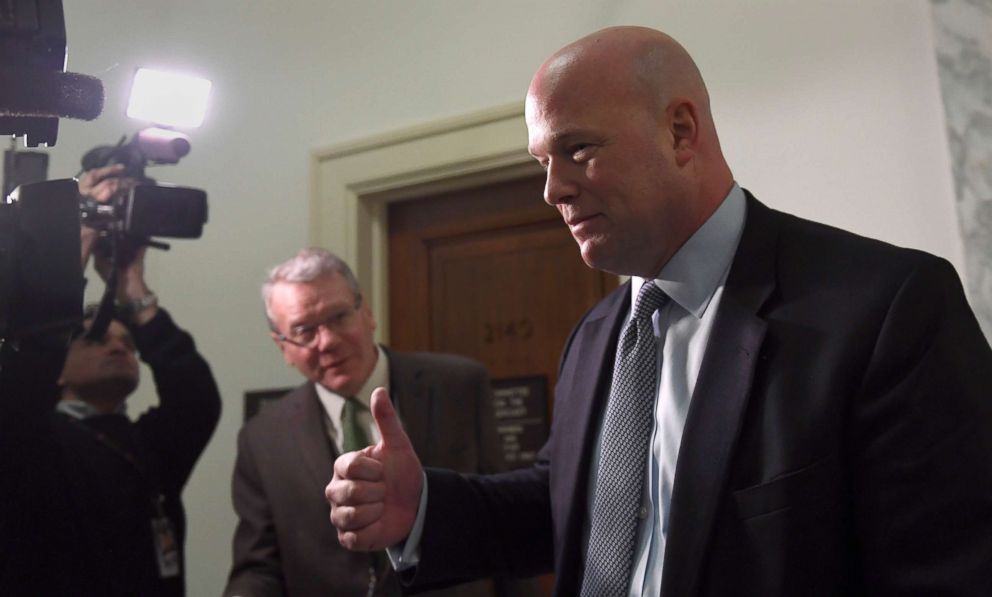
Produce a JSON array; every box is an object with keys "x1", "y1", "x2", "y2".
[
  {"x1": 80, "y1": 128, "x2": 208, "y2": 244},
  {"x1": 75, "y1": 131, "x2": 209, "y2": 340}
]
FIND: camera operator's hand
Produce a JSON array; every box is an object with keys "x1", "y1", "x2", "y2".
[
  {"x1": 77, "y1": 165, "x2": 157, "y2": 325},
  {"x1": 77, "y1": 164, "x2": 138, "y2": 269},
  {"x1": 77, "y1": 163, "x2": 132, "y2": 202}
]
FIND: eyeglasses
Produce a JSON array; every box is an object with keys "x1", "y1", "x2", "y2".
[{"x1": 276, "y1": 298, "x2": 362, "y2": 348}]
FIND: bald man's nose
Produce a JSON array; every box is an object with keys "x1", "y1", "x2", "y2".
[{"x1": 544, "y1": 160, "x2": 578, "y2": 205}]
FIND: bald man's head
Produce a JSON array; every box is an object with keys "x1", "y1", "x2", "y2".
[
  {"x1": 525, "y1": 27, "x2": 733, "y2": 277},
  {"x1": 530, "y1": 27, "x2": 710, "y2": 120}
]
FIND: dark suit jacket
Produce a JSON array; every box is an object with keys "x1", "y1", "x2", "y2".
[
  {"x1": 225, "y1": 348, "x2": 509, "y2": 597},
  {"x1": 415, "y1": 193, "x2": 992, "y2": 596}
]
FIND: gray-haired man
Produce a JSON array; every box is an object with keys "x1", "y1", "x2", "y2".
[{"x1": 225, "y1": 247, "x2": 516, "y2": 597}]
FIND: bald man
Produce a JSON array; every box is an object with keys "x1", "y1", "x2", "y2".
[{"x1": 326, "y1": 27, "x2": 992, "y2": 596}]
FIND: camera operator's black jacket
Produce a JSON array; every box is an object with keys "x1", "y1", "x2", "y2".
[{"x1": 0, "y1": 308, "x2": 221, "y2": 597}]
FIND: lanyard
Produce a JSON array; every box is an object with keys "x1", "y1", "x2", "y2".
[
  {"x1": 64, "y1": 415, "x2": 181, "y2": 578},
  {"x1": 64, "y1": 415, "x2": 166, "y2": 507}
]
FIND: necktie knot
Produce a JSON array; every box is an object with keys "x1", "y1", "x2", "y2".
[{"x1": 633, "y1": 281, "x2": 668, "y2": 321}]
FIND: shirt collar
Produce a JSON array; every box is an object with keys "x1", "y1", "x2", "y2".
[
  {"x1": 356, "y1": 344, "x2": 390, "y2": 406},
  {"x1": 632, "y1": 183, "x2": 746, "y2": 319},
  {"x1": 55, "y1": 398, "x2": 128, "y2": 419}
]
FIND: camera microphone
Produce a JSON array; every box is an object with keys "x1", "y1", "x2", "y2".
[
  {"x1": 0, "y1": 68, "x2": 104, "y2": 146},
  {"x1": 0, "y1": 67, "x2": 105, "y2": 121},
  {"x1": 0, "y1": 0, "x2": 104, "y2": 146}
]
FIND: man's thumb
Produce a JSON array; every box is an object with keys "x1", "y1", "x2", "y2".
[{"x1": 370, "y1": 387, "x2": 411, "y2": 450}]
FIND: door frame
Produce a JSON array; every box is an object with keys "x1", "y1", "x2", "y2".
[{"x1": 310, "y1": 102, "x2": 542, "y2": 342}]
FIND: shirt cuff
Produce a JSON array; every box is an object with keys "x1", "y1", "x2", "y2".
[{"x1": 386, "y1": 471, "x2": 428, "y2": 571}]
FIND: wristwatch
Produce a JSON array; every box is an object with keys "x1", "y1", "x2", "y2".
[{"x1": 120, "y1": 292, "x2": 158, "y2": 318}]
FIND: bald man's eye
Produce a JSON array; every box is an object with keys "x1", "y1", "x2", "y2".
[{"x1": 570, "y1": 144, "x2": 595, "y2": 162}]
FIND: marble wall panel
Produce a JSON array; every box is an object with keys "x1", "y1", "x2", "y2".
[{"x1": 931, "y1": 0, "x2": 992, "y2": 339}]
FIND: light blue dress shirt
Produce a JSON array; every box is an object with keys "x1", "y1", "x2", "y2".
[{"x1": 591, "y1": 183, "x2": 746, "y2": 596}]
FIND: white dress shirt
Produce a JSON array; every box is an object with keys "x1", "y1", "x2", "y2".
[{"x1": 314, "y1": 345, "x2": 390, "y2": 453}]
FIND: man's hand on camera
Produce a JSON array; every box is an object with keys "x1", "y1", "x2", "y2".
[
  {"x1": 77, "y1": 164, "x2": 137, "y2": 268},
  {"x1": 78, "y1": 163, "x2": 133, "y2": 202},
  {"x1": 78, "y1": 165, "x2": 157, "y2": 325}
]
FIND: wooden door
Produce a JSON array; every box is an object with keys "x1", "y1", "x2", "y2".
[{"x1": 388, "y1": 173, "x2": 616, "y2": 416}]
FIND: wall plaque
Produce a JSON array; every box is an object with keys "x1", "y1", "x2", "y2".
[{"x1": 491, "y1": 375, "x2": 549, "y2": 468}]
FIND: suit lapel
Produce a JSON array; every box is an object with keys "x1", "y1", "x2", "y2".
[
  {"x1": 289, "y1": 383, "x2": 338, "y2": 488},
  {"x1": 661, "y1": 194, "x2": 779, "y2": 597},
  {"x1": 387, "y1": 348, "x2": 432, "y2": 461},
  {"x1": 552, "y1": 283, "x2": 630, "y2": 596}
]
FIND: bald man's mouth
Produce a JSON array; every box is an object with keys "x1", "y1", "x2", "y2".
[{"x1": 566, "y1": 213, "x2": 604, "y2": 233}]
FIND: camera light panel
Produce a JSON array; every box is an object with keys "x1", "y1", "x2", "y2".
[{"x1": 126, "y1": 68, "x2": 212, "y2": 129}]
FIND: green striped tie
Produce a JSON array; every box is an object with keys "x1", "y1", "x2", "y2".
[
  {"x1": 342, "y1": 397, "x2": 384, "y2": 596},
  {"x1": 341, "y1": 397, "x2": 371, "y2": 453}
]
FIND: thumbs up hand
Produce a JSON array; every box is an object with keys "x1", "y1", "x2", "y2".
[{"x1": 326, "y1": 387, "x2": 424, "y2": 551}]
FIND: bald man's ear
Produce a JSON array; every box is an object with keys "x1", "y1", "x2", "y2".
[{"x1": 668, "y1": 100, "x2": 699, "y2": 166}]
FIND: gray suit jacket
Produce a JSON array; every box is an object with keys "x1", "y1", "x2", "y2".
[{"x1": 225, "y1": 347, "x2": 509, "y2": 597}]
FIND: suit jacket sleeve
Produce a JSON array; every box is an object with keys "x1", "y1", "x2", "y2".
[
  {"x1": 851, "y1": 256, "x2": 992, "y2": 593},
  {"x1": 413, "y1": 464, "x2": 554, "y2": 589},
  {"x1": 131, "y1": 308, "x2": 222, "y2": 492},
  {"x1": 225, "y1": 424, "x2": 286, "y2": 597}
]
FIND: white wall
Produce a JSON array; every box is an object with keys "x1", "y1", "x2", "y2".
[{"x1": 46, "y1": 1, "x2": 959, "y2": 595}]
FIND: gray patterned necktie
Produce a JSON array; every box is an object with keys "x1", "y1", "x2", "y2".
[{"x1": 581, "y1": 281, "x2": 668, "y2": 597}]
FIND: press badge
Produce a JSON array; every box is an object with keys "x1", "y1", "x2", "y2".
[{"x1": 151, "y1": 513, "x2": 180, "y2": 578}]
